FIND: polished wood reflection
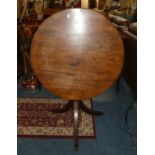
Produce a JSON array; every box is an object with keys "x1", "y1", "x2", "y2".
[{"x1": 30, "y1": 9, "x2": 124, "y2": 100}]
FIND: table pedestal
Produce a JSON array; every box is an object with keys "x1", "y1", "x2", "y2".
[{"x1": 52, "y1": 100, "x2": 103, "y2": 150}]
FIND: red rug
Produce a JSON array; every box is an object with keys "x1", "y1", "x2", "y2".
[{"x1": 17, "y1": 98, "x2": 95, "y2": 138}]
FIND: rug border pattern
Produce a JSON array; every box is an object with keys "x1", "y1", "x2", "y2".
[{"x1": 17, "y1": 98, "x2": 96, "y2": 138}]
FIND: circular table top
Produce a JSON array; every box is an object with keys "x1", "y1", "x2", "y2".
[{"x1": 30, "y1": 9, "x2": 124, "y2": 100}]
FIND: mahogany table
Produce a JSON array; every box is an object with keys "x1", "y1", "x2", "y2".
[{"x1": 30, "y1": 9, "x2": 124, "y2": 150}]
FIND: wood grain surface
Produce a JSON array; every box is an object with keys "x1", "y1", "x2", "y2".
[{"x1": 30, "y1": 9, "x2": 124, "y2": 100}]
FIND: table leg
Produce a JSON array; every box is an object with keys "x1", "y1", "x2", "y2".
[
  {"x1": 79, "y1": 100, "x2": 103, "y2": 116},
  {"x1": 73, "y1": 101, "x2": 79, "y2": 151},
  {"x1": 51, "y1": 99, "x2": 103, "y2": 150},
  {"x1": 52, "y1": 100, "x2": 73, "y2": 113}
]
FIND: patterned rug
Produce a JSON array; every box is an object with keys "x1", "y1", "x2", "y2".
[{"x1": 17, "y1": 98, "x2": 95, "y2": 138}]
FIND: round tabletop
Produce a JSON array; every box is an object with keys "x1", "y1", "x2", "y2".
[{"x1": 30, "y1": 9, "x2": 124, "y2": 100}]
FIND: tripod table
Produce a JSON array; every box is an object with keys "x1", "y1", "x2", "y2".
[{"x1": 30, "y1": 9, "x2": 124, "y2": 150}]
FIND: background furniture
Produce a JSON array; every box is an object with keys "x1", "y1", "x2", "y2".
[
  {"x1": 106, "y1": 8, "x2": 137, "y2": 97},
  {"x1": 17, "y1": 0, "x2": 65, "y2": 89},
  {"x1": 123, "y1": 23, "x2": 137, "y2": 97}
]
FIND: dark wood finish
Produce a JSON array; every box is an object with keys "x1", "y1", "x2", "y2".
[
  {"x1": 51, "y1": 100, "x2": 74, "y2": 113},
  {"x1": 31, "y1": 9, "x2": 124, "y2": 100},
  {"x1": 30, "y1": 9, "x2": 124, "y2": 150},
  {"x1": 51, "y1": 100, "x2": 103, "y2": 115},
  {"x1": 79, "y1": 100, "x2": 103, "y2": 115},
  {"x1": 73, "y1": 101, "x2": 79, "y2": 151},
  {"x1": 51, "y1": 99, "x2": 103, "y2": 150}
]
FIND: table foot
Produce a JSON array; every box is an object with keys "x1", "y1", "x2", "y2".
[
  {"x1": 51, "y1": 100, "x2": 73, "y2": 113},
  {"x1": 79, "y1": 100, "x2": 104, "y2": 116}
]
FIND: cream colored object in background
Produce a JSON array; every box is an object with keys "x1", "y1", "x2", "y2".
[
  {"x1": 81, "y1": 0, "x2": 89, "y2": 9},
  {"x1": 34, "y1": 0, "x2": 43, "y2": 13},
  {"x1": 96, "y1": 0, "x2": 99, "y2": 9}
]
